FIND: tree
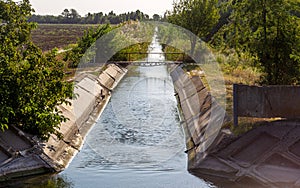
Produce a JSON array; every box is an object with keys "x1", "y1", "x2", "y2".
[
  {"x1": 167, "y1": 0, "x2": 220, "y2": 55},
  {"x1": 62, "y1": 8, "x2": 70, "y2": 18},
  {"x1": 61, "y1": 8, "x2": 80, "y2": 23},
  {"x1": 0, "y1": 0, "x2": 73, "y2": 140},
  {"x1": 94, "y1": 12, "x2": 103, "y2": 24},
  {"x1": 152, "y1": 14, "x2": 160, "y2": 21},
  {"x1": 70, "y1": 8, "x2": 80, "y2": 22},
  {"x1": 135, "y1": 10, "x2": 142, "y2": 20},
  {"x1": 84, "y1": 12, "x2": 94, "y2": 24},
  {"x1": 223, "y1": 0, "x2": 300, "y2": 84}
]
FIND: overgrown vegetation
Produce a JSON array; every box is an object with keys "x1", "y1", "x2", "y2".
[
  {"x1": 220, "y1": 0, "x2": 300, "y2": 85},
  {"x1": 167, "y1": 0, "x2": 220, "y2": 55},
  {"x1": 167, "y1": 0, "x2": 300, "y2": 85},
  {"x1": 109, "y1": 42, "x2": 150, "y2": 62},
  {"x1": 0, "y1": 0, "x2": 73, "y2": 140}
]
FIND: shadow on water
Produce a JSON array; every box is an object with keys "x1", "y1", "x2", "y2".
[
  {"x1": 0, "y1": 174, "x2": 73, "y2": 188},
  {"x1": 1, "y1": 171, "x2": 271, "y2": 188}
]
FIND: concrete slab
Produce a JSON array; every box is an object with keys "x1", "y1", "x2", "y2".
[{"x1": 191, "y1": 122, "x2": 300, "y2": 187}]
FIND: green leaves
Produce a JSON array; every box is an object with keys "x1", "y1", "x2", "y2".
[
  {"x1": 167, "y1": 0, "x2": 220, "y2": 55},
  {"x1": 221, "y1": 0, "x2": 300, "y2": 85},
  {"x1": 0, "y1": 0, "x2": 73, "y2": 140}
]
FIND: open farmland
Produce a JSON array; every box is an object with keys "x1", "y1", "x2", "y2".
[{"x1": 31, "y1": 24, "x2": 98, "y2": 51}]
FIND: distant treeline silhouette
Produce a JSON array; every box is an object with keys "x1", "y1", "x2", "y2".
[{"x1": 29, "y1": 9, "x2": 165, "y2": 24}]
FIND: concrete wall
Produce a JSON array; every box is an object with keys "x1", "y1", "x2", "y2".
[
  {"x1": 234, "y1": 84, "x2": 300, "y2": 119},
  {"x1": 0, "y1": 64, "x2": 127, "y2": 181},
  {"x1": 169, "y1": 65, "x2": 227, "y2": 168}
]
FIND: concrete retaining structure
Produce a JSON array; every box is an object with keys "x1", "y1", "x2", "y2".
[
  {"x1": 233, "y1": 84, "x2": 300, "y2": 126},
  {"x1": 169, "y1": 65, "x2": 229, "y2": 168},
  {"x1": 169, "y1": 65, "x2": 300, "y2": 187},
  {"x1": 0, "y1": 64, "x2": 127, "y2": 181}
]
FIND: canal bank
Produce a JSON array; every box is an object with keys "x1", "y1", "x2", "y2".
[
  {"x1": 0, "y1": 64, "x2": 128, "y2": 181},
  {"x1": 169, "y1": 64, "x2": 230, "y2": 169},
  {"x1": 169, "y1": 64, "x2": 300, "y2": 188}
]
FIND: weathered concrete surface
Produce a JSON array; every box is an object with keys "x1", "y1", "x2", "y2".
[
  {"x1": 170, "y1": 65, "x2": 300, "y2": 187},
  {"x1": 191, "y1": 121, "x2": 300, "y2": 188},
  {"x1": 169, "y1": 65, "x2": 228, "y2": 167},
  {"x1": 234, "y1": 84, "x2": 300, "y2": 119},
  {"x1": 0, "y1": 126, "x2": 52, "y2": 181},
  {"x1": 0, "y1": 64, "x2": 127, "y2": 181}
]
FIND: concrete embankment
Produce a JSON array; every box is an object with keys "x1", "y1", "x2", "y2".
[
  {"x1": 169, "y1": 65, "x2": 229, "y2": 168},
  {"x1": 169, "y1": 65, "x2": 300, "y2": 187},
  {"x1": 0, "y1": 64, "x2": 127, "y2": 181}
]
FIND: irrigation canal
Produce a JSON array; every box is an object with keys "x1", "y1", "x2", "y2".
[{"x1": 3, "y1": 32, "x2": 215, "y2": 188}]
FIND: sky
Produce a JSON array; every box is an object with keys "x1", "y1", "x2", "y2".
[{"x1": 29, "y1": 0, "x2": 175, "y2": 17}]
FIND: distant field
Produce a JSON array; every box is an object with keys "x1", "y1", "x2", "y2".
[{"x1": 31, "y1": 24, "x2": 98, "y2": 51}]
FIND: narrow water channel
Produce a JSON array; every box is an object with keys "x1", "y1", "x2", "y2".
[
  {"x1": 59, "y1": 32, "x2": 213, "y2": 188},
  {"x1": 6, "y1": 31, "x2": 215, "y2": 188},
  {"x1": 59, "y1": 67, "x2": 213, "y2": 188}
]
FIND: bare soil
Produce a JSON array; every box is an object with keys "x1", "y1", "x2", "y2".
[{"x1": 31, "y1": 24, "x2": 98, "y2": 51}]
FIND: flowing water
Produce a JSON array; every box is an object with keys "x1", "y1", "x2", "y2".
[
  {"x1": 4, "y1": 31, "x2": 215, "y2": 188},
  {"x1": 57, "y1": 66, "x2": 213, "y2": 188}
]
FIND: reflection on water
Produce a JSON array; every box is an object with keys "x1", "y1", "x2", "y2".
[{"x1": 0, "y1": 174, "x2": 73, "y2": 188}]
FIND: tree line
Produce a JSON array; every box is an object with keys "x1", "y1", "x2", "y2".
[{"x1": 29, "y1": 9, "x2": 164, "y2": 24}]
